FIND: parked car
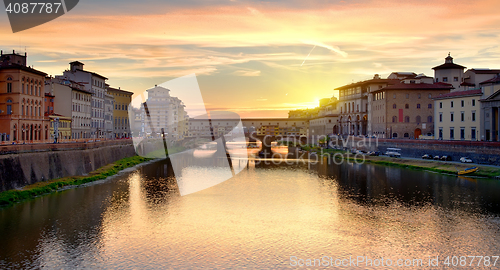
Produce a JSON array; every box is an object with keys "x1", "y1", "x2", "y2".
[
  {"x1": 422, "y1": 154, "x2": 431, "y2": 159},
  {"x1": 433, "y1": 155, "x2": 440, "y2": 160},
  {"x1": 368, "y1": 151, "x2": 380, "y2": 156},
  {"x1": 440, "y1": 155, "x2": 452, "y2": 161},
  {"x1": 385, "y1": 148, "x2": 401, "y2": 158},
  {"x1": 460, "y1": 157, "x2": 473, "y2": 163}
]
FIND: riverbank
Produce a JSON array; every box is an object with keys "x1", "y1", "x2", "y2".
[
  {"x1": 0, "y1": 155, "x2": 151, "y2": 208},
  {"x1": 317, "y1": 149, "x2": 500, "y2": 179}
]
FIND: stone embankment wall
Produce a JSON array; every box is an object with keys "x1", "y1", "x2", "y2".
[
  {"x1": 0, "y1": 141, "x2": 136, "y2": 192},
  {"x1": 339, "y1": 138, "x2": 500, "y2": 165}
]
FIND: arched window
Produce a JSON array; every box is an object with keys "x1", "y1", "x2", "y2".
[
  {"x1": 428, "y1": 103, "x2": 432, "y2": 108},
  {"x1": 393, "y1": 104, "x2": 396, "y2": 109},
  {"x1": 404, "y1": 133, "x2": 409, "y2": 138},
  {"x1": 404, "y1": 116, "x2": 410, "y2": 123},
  {"x1": 416, "y1": 104, "x2": 421, "y2": 109},
  {"x1": 416, "y1": 116, "x2": 421, "y2": 123},
  {"x1": 427, "y1": 116, "x2": 433, "y2": 123},
  {"x1": 405, "y1": 104, "x2": 409, "y2": 109},
  {"x1": 392, "y1": 133, "x2": 398, "y2": 138},
  {"x1": 392, "y1": 116, "x2": 397, "y2": 123}
]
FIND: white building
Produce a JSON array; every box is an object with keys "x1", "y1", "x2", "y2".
[
  {"x1": 432, "y1": 53, "x2": 465, "y2": 91},
  {"x1": 434, "y1": 89, "x2": 482, "y2": 141},
  {"x1": 44, "y1": 77, "x2": 92, "y2": 139},
  {"x1": 59, "y1": 61, "x2": 108, "y2": 139},
  {"x1": 141, "y1": 85, "x2": 189, "y2": 141}
]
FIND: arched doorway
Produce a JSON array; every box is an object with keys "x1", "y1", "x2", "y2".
[{"x1": 414, "y1": 128, "x2": 422, "y2": 138}]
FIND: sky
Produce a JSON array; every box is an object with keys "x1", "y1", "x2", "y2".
[{"x1": 2, "y1": 0, "x2": 500, "y2": 118}]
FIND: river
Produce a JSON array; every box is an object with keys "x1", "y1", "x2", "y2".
[{"x1": 1, "y1": 154, "x2": 500, "y2": 269}]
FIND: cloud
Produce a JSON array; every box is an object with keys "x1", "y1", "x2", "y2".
[{"x1": 233, "y1": 69, "x2": 261, "y2": 76}]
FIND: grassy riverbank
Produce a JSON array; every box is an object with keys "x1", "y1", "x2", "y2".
[
  {"x1": 0, "y1": 156, "x2": 151, "y2": 208},
  {"x1": 317, "y1": 149, "x2": 500, "y2": 179}
]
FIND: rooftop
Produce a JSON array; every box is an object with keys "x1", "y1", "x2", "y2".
[{"x1": 433, "y1": 89, "x2": 482, "y2": 99}]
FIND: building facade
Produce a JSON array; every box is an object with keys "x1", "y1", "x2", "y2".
[
  {"x1": 60, "y1": 61, "x2": 108, "y2": 139},
  {"x1": 0, "y1": 51, "x2": 48, "y2": 143},
  {"x1": 370, "y1": 79, "x2": 452, "y2": 139},
  {"x1": 107, "y1": 87, "x2": 133, "y2": 138},
  {"x1": 140, "y1": 85, "x2": 188, "y2": 141},
  {"x1": 434, "y1": 90, "x2": 482, "y2": 141}
]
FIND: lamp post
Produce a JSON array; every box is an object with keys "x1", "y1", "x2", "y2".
[{"x1": 53, "y1": 117, "x2": 59, "y2": 143}]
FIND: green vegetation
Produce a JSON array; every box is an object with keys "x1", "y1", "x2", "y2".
[{"x1": 0, "y1": 156, "x2": 151, "y2": 208}]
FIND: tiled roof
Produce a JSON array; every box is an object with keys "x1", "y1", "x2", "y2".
[
  {"x1": 432, "y1": 62, "x2": 466, "y2": 70},
  {"x1": 460, "y1": 81, "x2": 475, "y2": 86},
  {"x1": 468, "y1": 69, "x2": 500, "y2": 74},
  {"x1": 479, "y1": 75, "x2": 500, "y2": 85},
  {"x1": 335, "y1": 79, "x2": 399, "y2": 90},
  {"x1": 0, "y1": 62, "x2": 47, "y2": 76},
  {"x1": 374, "y1": 82, "x2": 453, "y2": 91},
  {"x1": 434, "y1": 89, "x2": 482, "y2": 99}
]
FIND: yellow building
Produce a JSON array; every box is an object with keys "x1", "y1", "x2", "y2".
[
  {"x1": 107, "y1": 86, "x2": 133, "y2": 138},
  {"x1": 49, "y1": 114, "x2": 72, "y2": 142}
]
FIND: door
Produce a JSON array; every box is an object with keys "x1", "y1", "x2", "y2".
[{"x1": 414, "y1": 128, "x2": 422, "y2": 138}]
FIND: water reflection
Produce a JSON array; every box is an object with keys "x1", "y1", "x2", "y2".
[{"x1": 1, "y1": 158, "x2": 500, "y2": 269}]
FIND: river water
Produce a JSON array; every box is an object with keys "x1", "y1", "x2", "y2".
[{"x1": 1, "y1": 154, "x2": 500, "y2": 269}]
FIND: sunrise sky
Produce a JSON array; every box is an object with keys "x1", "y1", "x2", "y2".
[{"x1": 2, "y1": 0, "x2": 500, "y2": 118}]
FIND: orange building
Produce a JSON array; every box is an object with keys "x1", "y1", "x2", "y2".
[{"x1": 0, "y1": 50, "x2": 49, "y2": 143}]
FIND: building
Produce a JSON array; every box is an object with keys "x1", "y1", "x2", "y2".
[
  {"x1": 370, "y1": 78, "x2": 452, "y2": 139},
  {"x1": 336, "y1": 74, "x2": 399, "y2": 136},
  {"x1": 309, "y1": 115, "x2": 339, "y2": 139},
  {"x1": 434, "y1": 89, "x2": 482, "y2": 141},
  {"x1": 140, "y1": 85, "x2": 188, "y2": 141},
  {"x1": 45, "y1": 77, "x2": 92, "y2": 139},
  {"x1": 432, "y1": 53, "x2": 466, "y2": 90},
  {"x1": 59, "y1": 61, "x2": 108, "y2": 139},
  {"x1": 48, "y1": 114, "x2": 72, "y2": 142},
  {"x1": 107, "y1": 86, "x2": 133, "y2": 138},
  {"x1": 104, "y1": 92, "x2": 114, "y2": 139},
  {"x1": 479, "y1": 75, "x2": 500, "y2": 141},
  {"x1": 0, "y1": 50, "x2": 48, "y2": 143}
]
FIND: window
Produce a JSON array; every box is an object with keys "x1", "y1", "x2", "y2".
[
  {"x1": 460, "y1": 128, "x2": 465, "y2": 140},
  {"x1": 392, "y1": 133, "x2": 398, "y2": 138},
  {"x1": 404, "y1": 116, "x2": 410, "y2": 123},
  {"x1": 404, "y1": 133, "x2": 409, "y2": 137},
  {"x1": 450, "y1": 128, "x2": 454, "y2": 140},
  {"x1": 393, "y1": 104, "x2": 396, "y2": 109},
  {"x1": 439, "y1": 128, "x2": 443, "y2": 139},
  {"x1": 393, "y1": 94, "x2": 396, "y2": 99},
  {"x1": 427, "y1": 116, "x2": 433, "y2": 123},
  {"x1": 451, "y1": 101, "x2": 454, "y2": 108},
  {"x1": 439, "y1": 113, "x2": 443, "y2": 122},
  {"x1": 418, "y1": 94, "x2": 421, "y2": 99},
  {"x1": 6, "y1": 105, "x2": 11, "y2": 115},
  {"x1": 472, "y1": 111, "x2": 476, "y2": 122},
  {"x1": 405, "y1": 104, "x2": 409, "y2": 109},
  {"x1": 406, "y1": 94, "x2": 409, "y2": 99},
  {"x1": 472, "y1": 99, "x2": 475, "y2": 106},
  {"x1": 471, "y1": 127, "x2": 476, "y2": 140},
  {"x1": 461, "y1": 111, "x2": 464, "y2": 122},
  {"x1": 7, "y1": 82, "x2": 12, "y2": 93},
  {"x1": 417, "y1": 104, "x2": 421, "y2": 109},
  {"x1": 428, "y1": 104, "x2": 432, "y2": 109},
  {"x1": 443, "y1": 77, "x2": 448, "y2": 82},
  {"x1": 439, "y1": 102, "x2": 442, "y2": 108},
  {"x1": 450, "y1": 112, "x2": 454, "y2": 122},
  {"x1": 428, "y1": 94, "x2": 432, "y2": 98},
  {"x1": 392, "y1": 116, "x2": 397, "y2": 123},
  {"x1": 461, "y1": 100, "x2": 464, "y2": 107}
]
